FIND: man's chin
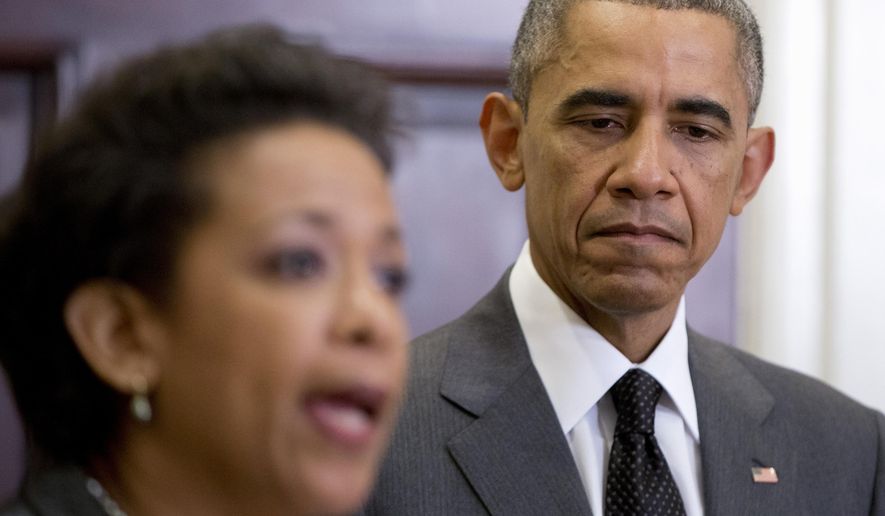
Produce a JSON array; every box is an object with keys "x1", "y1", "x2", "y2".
[{"x1": 573, "y1": 273, "x2": 682, "y2": 318}]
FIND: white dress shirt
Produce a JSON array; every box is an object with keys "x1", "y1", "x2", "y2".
[{"x1": 509, "y1": 241, "x2": 705, "y2": 516}]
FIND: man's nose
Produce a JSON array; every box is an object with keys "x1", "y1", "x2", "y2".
[{"x1": 606, "y1": 121, "x2": 677, "y2": 200}]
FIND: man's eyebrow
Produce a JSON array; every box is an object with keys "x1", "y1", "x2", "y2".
[
  {"x1": 557, "y1": 88, "x2": 632, "y2": 116},
  {"x1": 672, "y1": 97, "x2": 733, "y2": 129}
]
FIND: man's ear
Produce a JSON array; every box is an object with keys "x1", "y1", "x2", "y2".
[
  {"x1": 479, "y1": 92, "x2": 526, "y2": 192},
  {"x1": 731, "y1": 127, "x2": 776, "y2": 215},
  {"x1": 63, "y1": 280, "x2": 166, "y2": 395}
]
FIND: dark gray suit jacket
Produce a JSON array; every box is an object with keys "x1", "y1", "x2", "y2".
[
  {"x1": 0, "y1": 467, "x2": 105, "y2": 516},
  {"x1": 366, "y1": 272, "x2": 885, "y2": 515}
]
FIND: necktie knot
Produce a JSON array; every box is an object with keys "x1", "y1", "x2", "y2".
[{"x1": 610, "y1": 368, "x2": 662, "y2": 435}]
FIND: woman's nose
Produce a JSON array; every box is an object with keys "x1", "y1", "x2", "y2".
[{"x1": 330, "y1": 263, "x2": 406, "y2": 351}]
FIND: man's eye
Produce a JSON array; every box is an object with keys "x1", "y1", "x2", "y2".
[
  {"x1": 580, "y1": 118, "x2": 620, "y2": 129},
  {"x1": 268, "y1": 249, "x2": 324, "y2": 279},
  {"x1": 678, "y1": 125, "x2": 716, "y2": 141},
  {"x1": 376, "y1": 267, "x2": 410, "y2": 297},
  {"x1": 688, "y1": 126, "x2": 709, "y2": 138}
]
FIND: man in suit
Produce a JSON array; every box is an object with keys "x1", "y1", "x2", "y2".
[{"x1": 366, "y1": 0, "x2": 885, "y2": 514}]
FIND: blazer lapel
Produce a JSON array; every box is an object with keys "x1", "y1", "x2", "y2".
[
  {"x1": 689, "y1": 330, "x2": 797, "y2": 515},
  {"x1": 439, "y1": 274, "x2": 592, "y2": 516}
]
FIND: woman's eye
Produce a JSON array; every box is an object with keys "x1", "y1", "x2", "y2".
[
  {"x1": 376, "y1": 267, "x2": 409, "y2": 297},
  {"x1": 268, "y1": 249, "x2": 325, "y2": 279}
]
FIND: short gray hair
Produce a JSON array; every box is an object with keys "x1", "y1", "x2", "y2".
[{"x1": 510, "y1": 0, "x2": 765, "y2": 124}]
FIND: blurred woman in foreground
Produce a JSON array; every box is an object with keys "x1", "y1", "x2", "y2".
[{"x1": 0, "y1": 26, "x2": 408, "y2": 516}]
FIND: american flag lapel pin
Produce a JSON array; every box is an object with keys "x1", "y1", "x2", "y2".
[{"x1": 751, "y1": 466, "x2": 779, "y2": 484}]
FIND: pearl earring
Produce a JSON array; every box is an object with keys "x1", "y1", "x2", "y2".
[{"x1": 130, "y1": 375, "x2": 153, "y2": 424}]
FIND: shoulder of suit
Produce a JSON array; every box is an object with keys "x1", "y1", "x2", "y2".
[
  {"x1": 694, "y1": 331, "x2": 882, "y2": 422},
  {"x1": 412, "y1": 318, "x2": 454, "y2": 351},
  {"x1": 409, "y1": 271, "x2": 515, "y2": 366},
  {"x1": 407, "y1": 322, "x2": 452, "y2": 385}
]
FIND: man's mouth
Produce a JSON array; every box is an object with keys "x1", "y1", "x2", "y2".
[{"x1": 590, "y1": 222, "x2": 681, "y2": 243}]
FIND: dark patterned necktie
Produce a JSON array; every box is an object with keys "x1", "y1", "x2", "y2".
[{"x1": 604, "y1": 369, "x2": 686, "y2": 516}]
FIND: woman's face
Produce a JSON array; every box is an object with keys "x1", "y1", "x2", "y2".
[{"x1": 146, "y1": 122, "x2": 408, "y2": 514}]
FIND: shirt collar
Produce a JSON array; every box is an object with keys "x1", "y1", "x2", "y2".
[{"x1": 509, "y1": 241, "x2": 699, "y2": 441}]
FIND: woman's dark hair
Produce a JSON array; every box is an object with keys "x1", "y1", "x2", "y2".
[{"x1": 0, "y1": 25, "x2": 394, "y2": 467}]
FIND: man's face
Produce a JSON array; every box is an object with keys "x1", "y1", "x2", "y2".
[{"x1": 513, "y1": 2, "x2": 768, "y2": 321}]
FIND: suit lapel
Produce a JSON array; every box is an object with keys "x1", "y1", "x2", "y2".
[
  {"x1": 439, "y1": 273, "x2": 592, "y2": 515},
  {"x1": 689, "y1": 331, "x2": 797, "y2": 515}
]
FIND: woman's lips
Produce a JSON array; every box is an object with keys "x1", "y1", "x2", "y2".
[{"x1": 305, "y1": 386, "x2": 387, "y2": 448}]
